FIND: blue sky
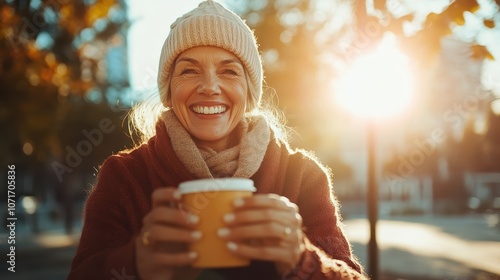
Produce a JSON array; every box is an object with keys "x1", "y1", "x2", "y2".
[{"x1": 127, "y1": 0, "x2": 205, "y2": 95}]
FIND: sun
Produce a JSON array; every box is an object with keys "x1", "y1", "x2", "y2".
[{"x1": 336, "y1": 33, "x2": 414, "y2": 120}]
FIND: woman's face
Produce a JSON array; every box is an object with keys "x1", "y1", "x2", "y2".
[{"x1": 168, "y1": 46, "x2": 248, "y2": 151}]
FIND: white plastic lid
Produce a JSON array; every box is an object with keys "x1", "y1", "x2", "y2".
[{"x1": 179, "y1": 178, "x2": 256, "y2": 194}]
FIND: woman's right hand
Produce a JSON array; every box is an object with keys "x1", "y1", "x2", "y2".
[{"x1": 135, "y1": 187, "x2": 201, "y2": 280}]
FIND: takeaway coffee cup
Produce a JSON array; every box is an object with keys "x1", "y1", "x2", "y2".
[{"x1": 179, "y1": 178, "x2": 256, "y2": 268}]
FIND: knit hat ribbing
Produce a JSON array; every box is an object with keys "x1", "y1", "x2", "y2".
[{"x1": 157, "y1": 0, "x2": 262, "y2": 111}]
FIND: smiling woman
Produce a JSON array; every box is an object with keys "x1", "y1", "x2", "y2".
[
  {"x1": 337, "y1": 33, "x2": 414, "y2": 120},
  {"x1": 68, "y1": 1, "x2": 366, "y2": 279}
]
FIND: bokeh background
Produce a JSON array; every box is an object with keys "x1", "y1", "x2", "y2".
[{"x1": 1, "y1": 0, "x2": 499, "y2": 279}]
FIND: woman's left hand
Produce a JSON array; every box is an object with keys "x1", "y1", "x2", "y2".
[{"x1": 217, "y1": 194, "x2": 305, "y2": 274}]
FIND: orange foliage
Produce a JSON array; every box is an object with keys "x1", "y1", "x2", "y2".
[
  {"x1": 1, "y1": 0, "x2": 122, "y2": 98},
  {"x1": 26, "y1": 41, "x2": 42, "y2": 60},
  {"x1": 354, "y1": 0, "x2": 496, "y2": 64},
  {"x1": 1, "y1": 5, "x2": 15, "y2": 23},
  {"x1": 484, "y1": 19, "x2": 495, "y2": 28},
  {"x1": 471, "y1": 45, "x2": 495, "y2": 60},
  {"x1": 86, "y1": 0, "x2": 116, "y2": 26}
]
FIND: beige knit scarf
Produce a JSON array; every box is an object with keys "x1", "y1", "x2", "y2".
[{"x1": 160, "y1": 110, "x2": 271, "y2": 178}]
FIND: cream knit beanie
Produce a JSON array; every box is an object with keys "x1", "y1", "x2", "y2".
[{"x1": 157, "y1": 0, "x2": 262, "y2": 111}]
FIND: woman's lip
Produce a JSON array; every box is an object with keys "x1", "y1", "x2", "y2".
[{"x1": 190, "y1": 102, "x2": 228, "y2": 107}]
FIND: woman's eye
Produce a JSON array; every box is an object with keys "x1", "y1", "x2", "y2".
[
  {"x1": 223, "y1": 69, "x2": 239, "y2": 75},
  {"x1": 181, "y1": 68, "x2": 197, "y2": 75}
]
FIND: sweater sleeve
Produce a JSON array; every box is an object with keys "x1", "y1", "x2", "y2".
[
  {"x1": 287, "y1": 154, "x2": 367, "y2": 280},
  {"x1": 284, "y1": 238, "x2": 366, "y2": 280},
  {"x1": 68, "y1": 156, "x2": 145, "y2": 280}
]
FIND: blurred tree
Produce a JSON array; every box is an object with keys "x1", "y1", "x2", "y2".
[
  {"x1": 0, "y1": 0, "x2": 132, "y2": 233},
  {"x1": 0, "y1": 0, "x2": 130, "y2": 174},
  {"x1": 227, "y1": 0, "x2": 499, "y2": 148},
  {"x1": 352, "y1": 0, "x2": 497, "y2": 63}
]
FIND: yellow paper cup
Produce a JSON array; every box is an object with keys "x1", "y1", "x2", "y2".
[{"x1": 179, "y1": 178, "x2": 256, "y2": 268}]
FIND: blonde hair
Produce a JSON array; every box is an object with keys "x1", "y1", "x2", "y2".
[{"x1": 128, "y1": 90, "x2": 166, "y2": 145}]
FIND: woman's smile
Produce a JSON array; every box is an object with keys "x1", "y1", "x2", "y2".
[{"x1": 190, "y1": 104, "x2": 228, "y2": 115}]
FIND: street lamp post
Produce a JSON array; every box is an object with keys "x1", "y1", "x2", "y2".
[{"x1": 367, "y1": 121, "x2": 379, "y2": 279}]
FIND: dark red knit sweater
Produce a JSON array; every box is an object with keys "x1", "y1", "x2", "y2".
[{"x1": 68, "y1": 121, "x2": 365, "y2": 280}]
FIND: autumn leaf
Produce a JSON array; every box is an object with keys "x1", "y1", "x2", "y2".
[
  {"x1": 69, "y1": 80, "x2": 93, "y2": 95},
  {"x1": 453, "y1": 0, "x2": 480, "y2": 13},
  {"x1": 59, "y1": 5, "x2": 73, "y2": 21},
  {"x1": 484, "y1": 19, "x2": 495, "y2": 28},
  {"x1": 386, "y1": 14, "x2": 414, "y2": 35},
  {"x1": 1, "y1": 6, "x2": 15, "y2": 23},
  {"x1": 26, "y1": 41, "x2": 41, "y2": 60},
  {"x1": 373, "y1": 0, "x2": 386, "y2": 11},
  {"x1": 471, "y1": 44, "x2": 495, "y2": 60},
  {"x1": 453, "y1": 14, "x2": 466, "y2": 26},
  {"x1": 486, "y1": 51, "x2": 495, "y2": 60},
  {"x1": 85, "y1": 0, "x2": 116, "y2": 26},
  {"x1": 443, "y1": 0, "x2": 479, "y2": 25}
]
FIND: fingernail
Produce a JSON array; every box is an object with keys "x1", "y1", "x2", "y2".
[
  {"x1": 227, "y1": 242, "x2": 237, "y2": 251},
  {"x1": 188, "y1": 251, "x2": 198, "y2": 259},
  {"x1": 217, "y1": 228, "x2": 230, "y2": 237},
  {"x1": 188, "y1": 214, "x2": 199, "y2": 224},
  {"x1": 173, "y1": 190, "x2": 182, "y2": 200},
  {"x1": 191, "y1": 230, "x2": 202, "y2": 240},
  {"x1": 233, "y1": 198, "x2": 244, "y2": 207},
  {"x1": 223, "y1": 213, "x2": 235, "y2": 223}
]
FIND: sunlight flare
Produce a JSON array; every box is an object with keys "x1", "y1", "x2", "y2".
[{"x1": 337, "y1": 33, "x2": 414, "y2": 119}]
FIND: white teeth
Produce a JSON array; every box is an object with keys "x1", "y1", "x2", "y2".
[{"x1": 192, "y1": 105, "x2": 227, "y2": 115}]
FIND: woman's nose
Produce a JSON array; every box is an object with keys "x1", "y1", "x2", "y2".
[{"x1": 198, "y1": 72, "x2": 221, "y2": 96}]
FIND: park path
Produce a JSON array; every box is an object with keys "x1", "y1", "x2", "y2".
[{"x1": 344, "y1": 214, "x2": 500, "y2": 279}]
